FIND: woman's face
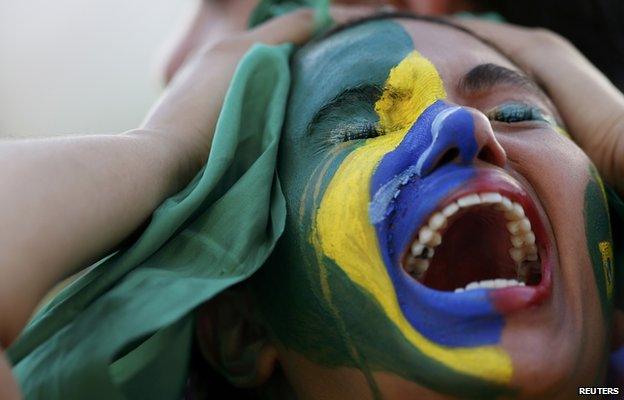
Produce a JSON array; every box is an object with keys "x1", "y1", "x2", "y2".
[{"x1": 253, "y1": 16, "x2": 614, "y2": 399}]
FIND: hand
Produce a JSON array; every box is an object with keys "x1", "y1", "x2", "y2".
[
  {"x1": 455, "y1": 18, "x2": 624, "y2": 194},
  {"x1": 150, "y1": 4, "x2": 378, "y2": 177},
  {"x1": 161, "y1": 1, "x2": 380, "y2": 84},
  {"x1": 160, "y1": 0, "x2": 260, "y2": 85},
  {"x1": 143, "y1": 8, "x2": 320, "y2": 182}
]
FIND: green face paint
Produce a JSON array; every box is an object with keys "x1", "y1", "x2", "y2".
[
  {"x1": 250, "y1": 20, "x2": 513, "y2": 398},
  {"x1": 584, "y1": 165, "x2": 614, "y2": 319}
]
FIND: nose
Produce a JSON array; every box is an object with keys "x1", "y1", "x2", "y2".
[{"x1": 416, "y1": 106, "x2": 507, "y2": 177}]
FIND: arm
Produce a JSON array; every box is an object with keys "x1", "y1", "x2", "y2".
[
  {"x1": 0, "y1": 8, "x2": 316, "y2": 349},
  {"x1": 456, "y1": 18, "x2": 624, "y2": 195},
  {"x1": 0, "y1": 130, "x2": 193, "y2": 345}
]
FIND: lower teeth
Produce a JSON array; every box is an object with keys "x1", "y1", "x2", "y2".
[{"x1": 454, "y1": 279, "x2": 525, "y2": 292}]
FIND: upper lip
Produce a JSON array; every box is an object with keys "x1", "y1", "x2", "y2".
[{"x1": 399, "y1": 166, "x2": 554, "y2": 313}]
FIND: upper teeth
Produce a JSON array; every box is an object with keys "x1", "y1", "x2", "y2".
[{"x1": 404, "y1": 192, "x2": 539, "y2": 284}]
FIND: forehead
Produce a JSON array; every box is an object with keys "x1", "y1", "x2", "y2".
[
  {"x1": 286, "y1": 18, "x2": 516, "y2": 134},
  {"x1": 396, "y1": 19, "x2": 516, "y2": 96}
]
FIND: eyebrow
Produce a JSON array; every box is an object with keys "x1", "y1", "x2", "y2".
[{"x1": 459, "y1": 63, "x2": 546, "y2": 98}]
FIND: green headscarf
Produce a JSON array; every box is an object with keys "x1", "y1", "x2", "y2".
[{"x1": 8, "y1": 3, "x2": 336, "y2": 398}]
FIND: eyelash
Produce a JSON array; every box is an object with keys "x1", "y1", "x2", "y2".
[
  {"x1": 330, "y1": 121, "x2": 381, "y2": 143},
  {"x1": 487, "y1": 103, "x2": 550, "y2": 124}
]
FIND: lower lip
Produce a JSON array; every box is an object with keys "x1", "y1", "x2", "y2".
[
  {"x1": 490, "y1": 258, "x2": 552, "y2": 313},
  {"x1": 436, "y1": 169, "x2": 553, "y2": 314}
]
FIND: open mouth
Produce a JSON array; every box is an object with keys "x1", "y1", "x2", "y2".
[{"x1": 401, "y1": 177, "x2": 551, "y2": 300}]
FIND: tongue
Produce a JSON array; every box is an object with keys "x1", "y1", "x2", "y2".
[{"x1": 422, "y1": 206, "x2": 518, "y2": 291}]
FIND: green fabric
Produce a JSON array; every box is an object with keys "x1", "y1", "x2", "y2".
[{"x1": 7, "y1": 42, "x2": 293, "y2": 400}]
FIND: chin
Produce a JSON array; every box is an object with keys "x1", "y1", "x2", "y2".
[{"x1": 501, "y1": 224, "x2": 608, "y2": 398}]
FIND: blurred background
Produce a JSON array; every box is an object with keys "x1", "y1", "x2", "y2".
[{"x1": 0, "y1": 0, "x2": 195, "y2": 138}]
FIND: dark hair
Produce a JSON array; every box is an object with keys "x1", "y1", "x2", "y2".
[{"x1": 320, "y1": 11, "x2": 473, "y2": 39}]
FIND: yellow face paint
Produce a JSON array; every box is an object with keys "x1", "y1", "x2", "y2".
[
  {"x1": 312, "y1": 51, "x2": 512, "y2": 383},
  {"x1": 592, "y1": 169, "x2": 615, "y2": 302},
  {"x1": 599, "y1": 241, "x2": 614, "y2": 300},
  {"x1": 375, "y1": 51, "x2": 447, "y2": 134}
]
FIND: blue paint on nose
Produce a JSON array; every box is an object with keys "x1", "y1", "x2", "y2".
[
  {"x1": 370, "y1": 100, "x2": 478, "y2": 227},
  {"x1": 415, "y1": 105, "x2": 479, "y2": 177}
]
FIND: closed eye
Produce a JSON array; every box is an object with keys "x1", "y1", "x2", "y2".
[
  {"x1": 307, "y1": 84, "x2": 384, "y2": 151},
  {"x1": 487, "y1": 102, "x2": 554, "y2": 125},
  {"x1": 329, "y1": 121, "x2": 381, "y2": 143}
]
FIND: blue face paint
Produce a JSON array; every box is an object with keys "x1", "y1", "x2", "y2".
[{"x1": 371, "y1": 101, "x2": 503, "y2": 347}]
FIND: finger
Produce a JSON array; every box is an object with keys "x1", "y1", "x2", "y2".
[
  {"x1": 248, "y1": 8, "x2": 317, "y2": 46},
  {"x1": 248, "y1": 5, "x2": 379, "y2": 46},
  {"x1": 330, "y1": 4, "x2": 380, "y2": 24},
  {"x1": 453, "y1": 17, "x2": 531, "y2": 44}
]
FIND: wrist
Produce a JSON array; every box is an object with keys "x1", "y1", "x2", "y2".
[
  {"x1": 124, "y1": 128, "x2": 205, "y2": 197},
  {"x1": 601, "y1": 114, "x2": 624, "y2": 194}
]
